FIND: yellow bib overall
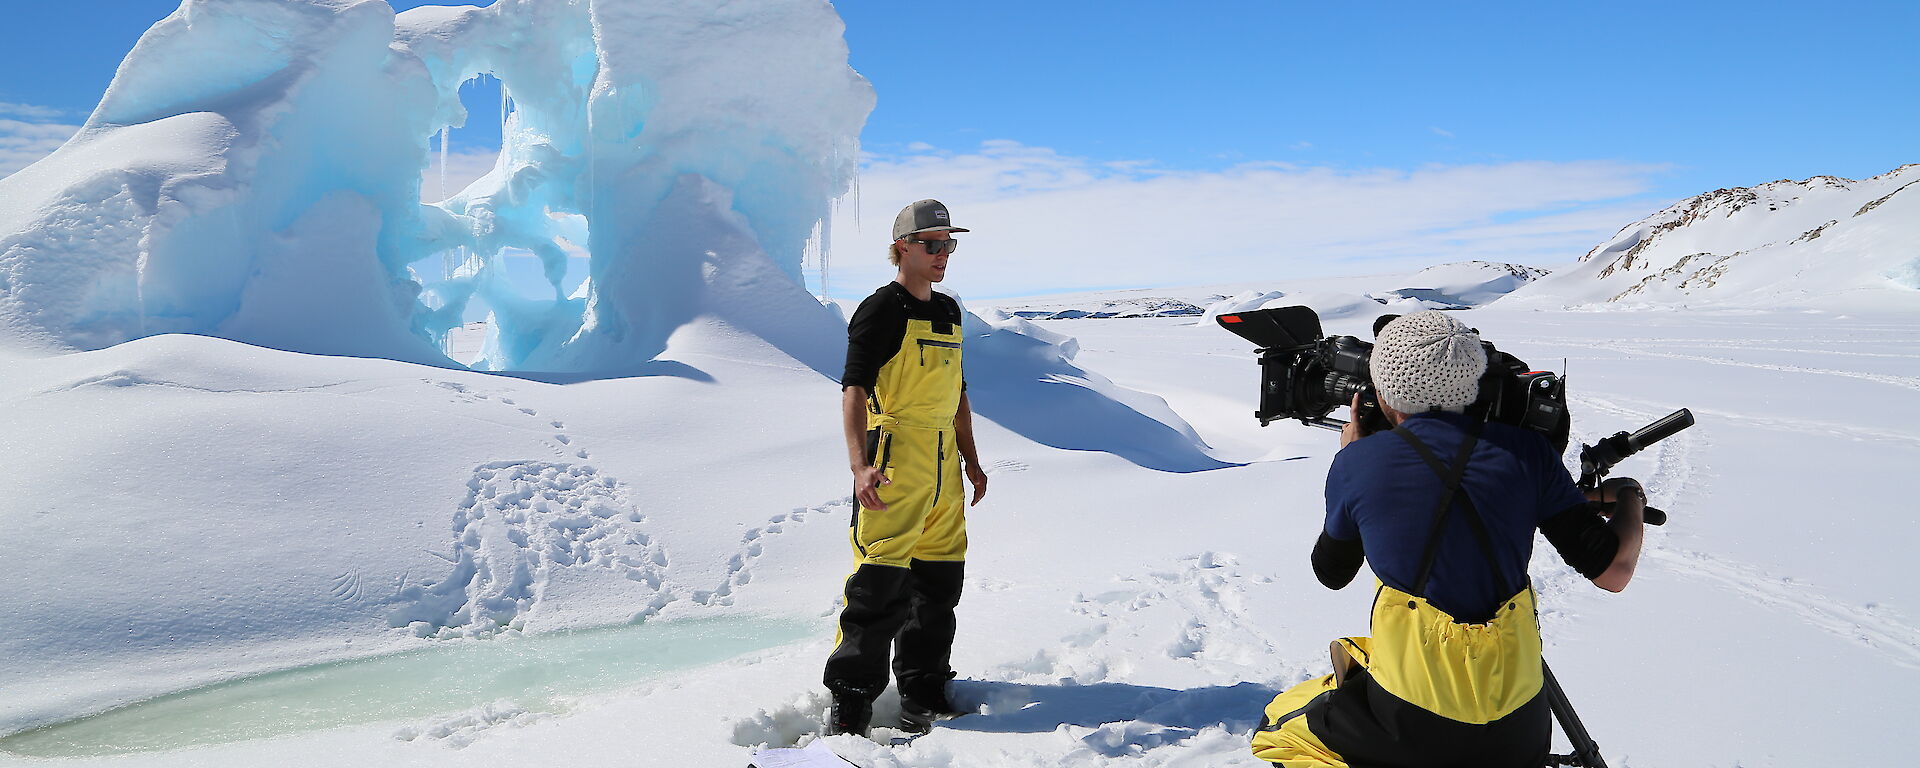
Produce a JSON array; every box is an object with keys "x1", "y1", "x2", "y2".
[
  {"x1": 825, "y1": 313, "x2": 969, "y2": 701},
  {"x1": 853, "y1": 316, "x2": 968, "y2": 565},
  {"x1": 1251, "y1": 427, "x2": 1551, "y2": 768}
]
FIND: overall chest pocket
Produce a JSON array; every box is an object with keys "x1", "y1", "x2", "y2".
[{"x1": 916, "y1": 337, "x2": 961, "y2": 366}]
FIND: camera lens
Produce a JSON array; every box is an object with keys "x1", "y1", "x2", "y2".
[{"x1": 1321, "y1": 373, "x2": 1366, "y2": 409}]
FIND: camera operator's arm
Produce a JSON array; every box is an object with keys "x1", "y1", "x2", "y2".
[
  {"x1": 1539, "y1": 477, "x2": 1645, "y2": 593},
  {"x1": 1316, "y1": 450, "x2": 1367, "y2": 589},
  {"x1": 1588, "y1": 478, "x2": 1645, "y2": 592},
  {"x1": 1312, "y1": 533, "x2": 1364, "y2": 589}
]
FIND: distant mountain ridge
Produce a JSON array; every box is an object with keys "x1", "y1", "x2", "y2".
[
  {"x1": 1502, "y1": 164, "x2": 1920, "y2": 310},
  {"x1": 988, "y1": 261, "x2": 1548, "y2": 321}
]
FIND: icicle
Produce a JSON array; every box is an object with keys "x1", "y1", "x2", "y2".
[
  {"x1": 438, "y1": 126, "x2": 449, "y2": 201},
  {"x1": 818, "y1": 216, "x2": 831, "y2": 303},
  {"x1": 850, "y1": 145, "x2": 862, "y2": 233}
]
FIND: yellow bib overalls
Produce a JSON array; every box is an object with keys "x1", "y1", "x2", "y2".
[
  {"x1": 852, "y1": 316, "x2": 968, "y2": 566},
  {"x1": 1252, "y1": 426, "x2": 1552, "y2": 768},
  {"x1": 824, "y1": 314, "x2": 969, "y2": 702}
]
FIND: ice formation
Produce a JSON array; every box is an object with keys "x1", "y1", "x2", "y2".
[{"x1": 0, "y1": 0, "x2": 873, "y2": 372}]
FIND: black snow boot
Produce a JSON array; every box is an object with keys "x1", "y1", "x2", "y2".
[
  {"x1": 898, "y1": 683, "x2": 967, "y2": 734},
  {"x1": 826, "y1": 692, "x2": 872, "y2": 737}
]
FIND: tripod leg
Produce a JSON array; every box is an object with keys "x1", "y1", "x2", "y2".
[{"x1": 1542, "y1": 662, "x2": 1608, "y2": 768}]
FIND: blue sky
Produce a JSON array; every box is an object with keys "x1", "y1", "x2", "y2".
[
  {"x1": 849, "y1": 1, "x2": 1917, "y2": 193},
  {"x1": 1, "y1": 0, "x2": 1915, "y2": 296}
]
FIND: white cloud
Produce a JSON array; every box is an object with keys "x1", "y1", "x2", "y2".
[
  {"x1": 1430, "y1": 126, "x2": 1456, "y2": 139},
  {"x1": 824, "y1": 141, "x2": 1668, "y2": 299},
  {"x1": 419, "y1": 147, "x2": 502, "y2": 202},
  {"x1": 0, "y1": 102, "x2": 68, "y2": 120},
  {"x1": 0, "y1": 118, "x2": 81, "y2": 178}
]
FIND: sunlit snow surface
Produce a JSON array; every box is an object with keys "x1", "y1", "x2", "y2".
[
  {"x1": 0, "y1": 273, "x2": 1914, "y2": 766},
  {"x1": 1, "y1": 1, "x2": 1916, "y2": 765}
]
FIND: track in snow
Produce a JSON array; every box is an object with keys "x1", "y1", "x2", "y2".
[
  {"x1": 1000, "y1": 552, "x2": 1289, "y2": 684},
  {"x1": 388, "y1": 382, "x2": 661, "y2": 637},
  {"x1": 1574, "y1": 342, "x2": 1920, "y2": 393},
  {"x1": 1647, "y1": 547, "x2": 1920, "y2": 670},
  {"x1": 1565, "y1": 394, "x2": 1920, "y2": 670},
  {"x1": 696, "y1": 497, "x2": 850, "y2": 608}
]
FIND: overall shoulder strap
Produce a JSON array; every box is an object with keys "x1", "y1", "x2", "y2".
[{"x1": 1391, "y1": 424, "x2": 1495, "y2": 596}]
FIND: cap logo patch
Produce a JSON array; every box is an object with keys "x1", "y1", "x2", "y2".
[{"x1": 933, "y1": 210, "x2": 948, "y2": 220}]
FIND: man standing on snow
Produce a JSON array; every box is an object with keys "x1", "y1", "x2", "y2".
[
  {"x1": 1251, "y1": 311, "x2": 1648, "y2": 768},
  {"x1": 824, "y1": 199, "x2": 989, "y2": 737}
]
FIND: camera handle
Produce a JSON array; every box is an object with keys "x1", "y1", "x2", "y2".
[{"x1": 1577, "y1": 409, "x2": 1693, "y2": 527}]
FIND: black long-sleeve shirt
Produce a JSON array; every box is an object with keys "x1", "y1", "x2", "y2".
[{"x1": 841, "y1": 283, "x2": 966, "y2": 391}]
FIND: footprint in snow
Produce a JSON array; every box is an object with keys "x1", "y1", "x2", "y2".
[
  {"x1": 386, "y1": 461, "x2": 669, "y2": 638},
  {"x1": 988, "y1": 458, "x2": 1030, "y2": 474},
  {"x1": 693, "y1": 496, "x2": 848, "y2": 608}
]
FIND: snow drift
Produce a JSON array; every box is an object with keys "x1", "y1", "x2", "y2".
[{"x1": 962, "y1": 307, "x2": 1235, "y2": 473}]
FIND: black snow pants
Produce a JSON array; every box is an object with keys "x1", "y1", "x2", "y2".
[{"x1": 822, "y1": 559, "x2": 963, "y2": 702}]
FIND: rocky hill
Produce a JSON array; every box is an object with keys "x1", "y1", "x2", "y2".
[{"x1": 1500, "y1": 164, "x2": 1920, "y2": 310}]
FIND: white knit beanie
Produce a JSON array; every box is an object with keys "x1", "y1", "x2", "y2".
[{"x1": 1371, "y1": 311, "x2": 1487, "y2": 414}]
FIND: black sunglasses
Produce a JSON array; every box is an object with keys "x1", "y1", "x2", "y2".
[{"x1": 908, "y1": 237, "x2": 959, "y2": 255}]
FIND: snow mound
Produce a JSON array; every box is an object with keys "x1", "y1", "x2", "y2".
[
  {"x1": 0, "y1": 0, "x2": 873, "y2": 372},
  {"x1": 962, "y1": 308, "x2": 1234, "y2": 472},
  {"x1": 1201, "y1": 290, "x2": 1433, "y2": 325},
  {"x1": 1381, "y1": 261, "x2": 1550, "y2": 307},
  {"x1": 1199, "y1": 290, "x2": 1288, "y2": 324},
  {"x1": 1501, "y1": 165, "x2": 1920, "y2": 310}
]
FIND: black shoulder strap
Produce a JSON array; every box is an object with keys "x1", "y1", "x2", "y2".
[{"x1": 1391, "y1": 424, "x2": 1499, "y2": 596}]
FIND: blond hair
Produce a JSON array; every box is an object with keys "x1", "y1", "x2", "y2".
[{"x1": 887, "y1": 239, "x2": 904, "y2": 266}]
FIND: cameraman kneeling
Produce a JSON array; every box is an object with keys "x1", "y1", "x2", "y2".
[{"x1": 1251, "y1": 312, "x2": 1644, "y2": 768}]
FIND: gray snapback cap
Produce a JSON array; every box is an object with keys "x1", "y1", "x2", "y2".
[{"x1": 892, "y1": 199, "x2": 971, "y2": 240}]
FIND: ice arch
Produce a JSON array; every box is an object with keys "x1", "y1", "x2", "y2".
[{"x1": 0, "y1": 0, "x2": 872, "y2": 373}]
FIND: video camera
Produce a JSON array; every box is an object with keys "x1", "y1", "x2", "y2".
[{"x1": 1217, "y1": 305, "x2": 1693, "y2": 525}]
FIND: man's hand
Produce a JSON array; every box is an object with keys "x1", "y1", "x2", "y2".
[
  {"x1": 1339, "y1": 393, "x2": 1371, "y2": 449},
  {"x1": 854, "y1": 465, "x2": 890, "y2": 511},
  {"x1": 1582, "y1": 476, "x2": 1643, "y2": 506},
  {"x1": 965, "y1": 462, "x2": 988, "y2": 506},
  {"x1": 1585, "y1": 476, "x2": 1645, "y2": 517}
]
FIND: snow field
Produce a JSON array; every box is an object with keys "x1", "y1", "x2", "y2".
[
  {"x1": 1, "y1": 0, "x2": 1913, "y2": 763},
  {"x1": 1, "y1": 300, "x2": 1917, "y2": 767}
]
